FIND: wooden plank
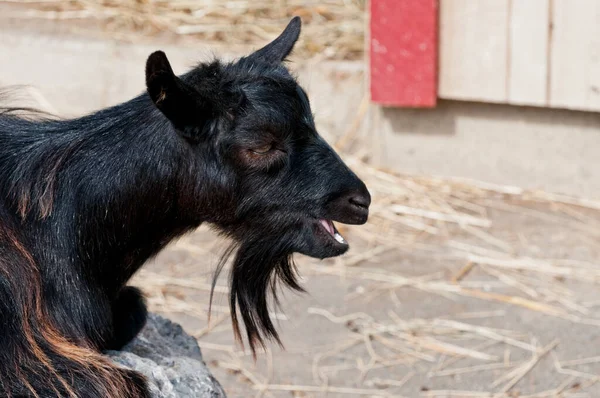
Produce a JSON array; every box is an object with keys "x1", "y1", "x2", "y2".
[
  {"x1": 438, "y1": 0, "x2": 509, "y2": 103},
  {"x1": 550, "y1": 0, "x2": 600, "y2": 111},
  {"x1": 369, "y1": 0, "x2": 438, "y2": 107},
  {"x1": 508, "y1": 0, "x2": 549, "y2": 106},
  {"x1": 589, "y1": 20, "x2": 600, "y2": 111}
]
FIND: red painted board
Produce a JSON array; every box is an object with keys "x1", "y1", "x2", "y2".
[{"x1": 370, "y1": 0, "x2": 438, "y2": 107}]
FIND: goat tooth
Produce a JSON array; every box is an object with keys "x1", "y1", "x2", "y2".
[{"x1": 334, "y1": 232, "x2": 346, "y2": 244}]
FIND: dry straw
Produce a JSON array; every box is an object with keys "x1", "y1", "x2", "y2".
[{"x1": 2, "y1": 0, "x2": 366, "y2": 60}]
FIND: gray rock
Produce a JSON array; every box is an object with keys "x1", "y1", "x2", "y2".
[{"x1": 107, "y1": 314, "x2": 227, "y2": 398}]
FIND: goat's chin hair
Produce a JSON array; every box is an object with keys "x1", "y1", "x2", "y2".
[{"x1": 210, "y1": 234, "x2": 304, "y2": 357}]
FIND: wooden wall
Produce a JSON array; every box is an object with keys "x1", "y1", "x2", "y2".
[{"x1": 438, "y1": 0, "x2": 600, "y2": 112}]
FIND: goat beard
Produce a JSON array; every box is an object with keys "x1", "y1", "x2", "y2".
[{"x1": 210, "y1": 233, "x2": 304, "y2": 356}]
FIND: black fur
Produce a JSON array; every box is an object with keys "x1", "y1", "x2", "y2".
[
  {"x1": 0, "y1": 17, "x2": 370, "y2": 396},
  {"x1": 109, "y1": 287, "x2": 148, "y2": 350}
]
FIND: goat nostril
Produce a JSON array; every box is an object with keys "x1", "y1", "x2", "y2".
[{"x1": 349, "y1": 194, "x2": 370, "y2": 209}]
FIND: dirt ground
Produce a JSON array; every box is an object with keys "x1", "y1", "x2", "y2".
[
  {"x1": 139, "y1": 200, "x2": 600, "y2": 398},
  {"x1": 2, "y1": 4, "x2": 600, "y2": 397}
]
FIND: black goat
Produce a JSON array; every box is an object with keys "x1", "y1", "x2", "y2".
[{"x1": 0, "y1": 17, "x2": 370, "y2": 397}]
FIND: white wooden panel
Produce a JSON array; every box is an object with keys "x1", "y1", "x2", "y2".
[
  {"x1": 550, "y1": 0, "x2": 600, "y2": 111},
  {"x1": 585, "y1": 5, "x2": 600, "y2": 111},
  {"x1": 508, "y1": 0, "x2": 549, "y2": 106},
  {"x1": 439, "y1": 0, "x2": 509, "y2": 103}
]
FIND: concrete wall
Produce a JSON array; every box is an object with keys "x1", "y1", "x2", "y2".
[
  {"x1": 370, "y1": 101, "x2": 600, "y2": 198},
  {"x1": 1, "y1": 28, "x2": 599, "y2": 198},
  {"x1": 0, "y1": 29, "x2": 364, "y2": 146}
]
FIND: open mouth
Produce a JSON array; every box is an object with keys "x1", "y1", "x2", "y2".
[{"x1": 317, "y1": 219, "x2": 347, "y2": 246}]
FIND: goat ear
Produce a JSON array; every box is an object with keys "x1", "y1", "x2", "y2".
[
  {"x1": 248, "y1": 16, "x2": 301, "y2": 64},
  {"x1": 146, "y1": 51, "x2": 209, "y2": 136}
]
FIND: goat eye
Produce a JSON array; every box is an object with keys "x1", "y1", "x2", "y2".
[{"x1": 251, "y1": 144, "x2": 274, "y2": 155}]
